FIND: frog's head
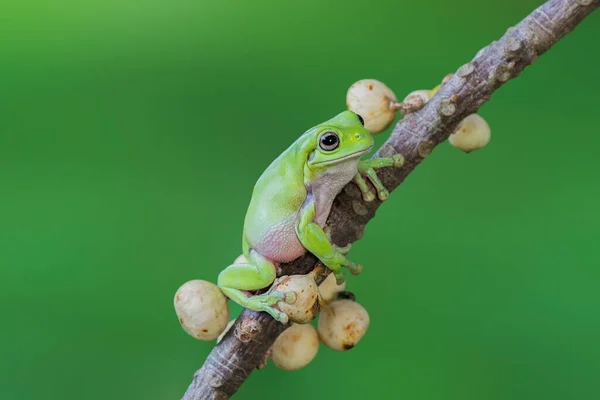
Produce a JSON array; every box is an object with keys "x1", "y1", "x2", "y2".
[{"x1": 307, "y1": 110, "x2": 373, "y2": 169}]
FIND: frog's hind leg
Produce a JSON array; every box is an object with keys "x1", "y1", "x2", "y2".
[{"x1": 218, "y1": 250, "x2": 296, "y2": 323}]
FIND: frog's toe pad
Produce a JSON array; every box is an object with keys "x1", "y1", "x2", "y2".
[
  {"x1": 392, "y1": 154, "x2": 404, "y2": 167},
  {"x1": 335, "y1": 243, "x2": 352, "y2": 255},
  {"x1": 349, "y1": 263, "x2": 363, "y2": 276},
  {"x1": 363, "y1": 191, "x2": 376, "y2": 202},
  {"x1": 283, "y1": 291, "x2": 297, "y2": 304},
  {"x1": 271, "y1": 309, "x2": 289, "y2": 324},
  {"x1": 334, "y1": 272, "x2": 346, "y2": 285},
  {"x1": 377, "y1": 189, "x2": 390, "y2": 201}
]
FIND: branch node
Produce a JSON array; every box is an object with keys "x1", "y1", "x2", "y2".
[
  {"x1": 209, "y1": 376, "x2": 224, "y2": 388},
  {"x1": 505, "y1": 36, "x2": 524, "y2": 54},
  {"x1": 352, "y1": 200, "x2": 369, "y2": 216},
  {"x1": 574, "y1": 0, "x2": 593, "y2": 6},
  {"x1": 456, "y1": 62, "x2": 475, "y2": 77},
  {"x1": 441, "y1": 73, "x2": 454, "y2": 85},
  {"x1": 437, "y1": 98, "x2": 457, "y2": 116},
  {"x1": 378, "y1": 143, "x2": 398, "y2": 158},
  {"x1": 417, "y1": 140, "x2": 434, "y2": 158},
  {"x1": 235, "y1": 317, "x2": 261, "y2": 343},
  {"x1": 495, "y1": 64, "x2": 513, "y2": 82},
  {"x1": 395, "y1": 98, "x2": 425, "y2": 115}
]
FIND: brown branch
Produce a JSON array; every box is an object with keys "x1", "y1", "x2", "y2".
[{"x1": 182, "y1": 0, "x2": 599, "y2": 398}]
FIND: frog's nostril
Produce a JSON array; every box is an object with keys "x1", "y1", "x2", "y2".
[{"x1": 355, "y1": 133, "x2": 361, "y2": 139}]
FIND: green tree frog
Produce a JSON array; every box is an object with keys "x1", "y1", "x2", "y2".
[{"x1": 218, "y1": 110, "x2": 402, "y2": 323}]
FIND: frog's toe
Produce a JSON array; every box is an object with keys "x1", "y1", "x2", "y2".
[
  {"x1": 277, "y1": 313, "x2": 289, "y2": 324},
  {"x1": 362, "y1": 190, "x2": 376, "y2": 202},
  {"x1": 335, "y1": 242, "x2": 352, "y2": 255},
  {"x1": 269, "y1": 276, "x2": 288, "y2": 292},
  {"x1": 348, "y1": 262, "x2": 363, "y2": 276},
  {"x1": 269, "y1": 308, "x2": 289, "y2": 324},
  {"x1": 392, "y1": 154, "x2": 405, "y2": 168},
  {"x1": 377, "y1": 188, "x2": 390, "y2": 201},
  {"x1": 334, "y1": 271, "x2": 346, "y2": 285}
]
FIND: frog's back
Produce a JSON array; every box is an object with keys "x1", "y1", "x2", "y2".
[{"x1": 243, "y1": 144, "x2": 308, "y2": 263}]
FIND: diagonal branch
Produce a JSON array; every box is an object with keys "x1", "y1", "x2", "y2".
[{"x1": 183, "y1": 0, "x2": 599, "y2": 398}]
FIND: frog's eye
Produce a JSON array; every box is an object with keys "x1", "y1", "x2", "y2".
[
  {"x1": 319, "y1": 132, "x2": 340, "y2": 151},
  {"x1": 356, "y1": 113, "x2": 365, "y2": 126}
]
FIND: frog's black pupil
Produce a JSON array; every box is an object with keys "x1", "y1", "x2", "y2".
[
  {"x1": 356, "y1": 114, "x2": 365, "y2": 126},
  {"x1": 322, "y1": 135, "x2": 337, "y2": 146}
]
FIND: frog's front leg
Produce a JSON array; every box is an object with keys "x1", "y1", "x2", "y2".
[
  {"x1": 218, "y1": 250, "x2": 296, "y2": 324},
  {"x1": 353, "y1": 154, "x2": 404, "y2": 202},
  {"x1": 296, "y1": 201, "x2": 362, "y2": 284}
]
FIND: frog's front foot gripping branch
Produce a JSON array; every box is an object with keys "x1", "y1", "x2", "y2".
[{"x1": 353, "y1": 154, "x2": 404, "y2": 202}]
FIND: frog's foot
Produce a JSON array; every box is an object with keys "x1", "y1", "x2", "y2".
[
  {"x1": 321, "y1": 253, "x2": 362, "y2": 283},
  {"x1": 244, "y1": 291, "x2": 290, "y2": 324},
  {"x1": 332, "y1": 261, "x2": 361, "y2": 285},
  {"x1": 355, "y1": 154, "x2": 404, "y2": 202}
]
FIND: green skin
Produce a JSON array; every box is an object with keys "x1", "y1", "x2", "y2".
[{"x1": 218, "y1": 110, "x2": 402, "y2": 323}]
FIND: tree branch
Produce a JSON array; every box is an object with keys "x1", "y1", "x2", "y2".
[{"x1": 182, "y1": 0, "x2": 599, "y2": 398}]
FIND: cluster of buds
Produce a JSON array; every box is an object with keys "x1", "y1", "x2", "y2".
[
  {"x1": 346, "y1": 77, "x2": 491, "y2": 153},
  {"x1": 265, "y1": 273, "x2": 370, "y2": 370},
  {"x1": 174, "y1": 264, "x2": 370, "y2": 372}
]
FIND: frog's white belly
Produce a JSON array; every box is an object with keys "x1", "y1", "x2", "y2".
[
  {"x1": 254, "y1": 214, "x2": 305, "y2": 263},
  {"x1": 254, "y1": 158, "x2": 360, "y2": 264}
]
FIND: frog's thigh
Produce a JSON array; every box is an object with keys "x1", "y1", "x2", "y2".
[{"x1": 217, "y1": 250, "x2": 277, "y2": 291}]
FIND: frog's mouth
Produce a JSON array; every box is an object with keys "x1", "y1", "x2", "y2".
[{"x1": 312, "y1": 147, "x2": 372, "y2": 166}]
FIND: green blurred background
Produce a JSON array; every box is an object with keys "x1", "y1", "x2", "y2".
[{"x1": 1, "y1": 0, "x2": 599, "y2": 399}]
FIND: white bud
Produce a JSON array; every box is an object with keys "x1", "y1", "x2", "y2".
[
  {"x1": 273, "y1": 275, "x2": 322, "y2": 324},
  {"x1": 449, "y1": 114, "x2": 491, "y2": 153},
  {"x1": 174, "y1": 280, "x2": 229, "y2": 341},
  {"x1": 428, "y1": 84, "x2": 441, "y2": 99},
  {"x1": 271, "y1": 323, "x2": 320, "y2": 371},
  {"x1": 317, "y1": 299, "x2": 369, "y2": 351},
  {"x1": 346, "y1": 79, "x2": 398, "y2": 134},
  {"x1": 403, "y1": 89, "x2": 431, "y2": 105},
  {"x1": 318, "y1": 273, "x2": 346, "y2": 303},
  {"x1": 399, "y1": 89, "x2": 431, "y2": 114},
  {"x1": 216, "y1": 319, "x2": 236, "y2": 343}
]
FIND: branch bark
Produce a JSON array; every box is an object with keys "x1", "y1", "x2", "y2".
[{"x1": 183, "y1": 0, "x2": 599, "y2": 398}]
